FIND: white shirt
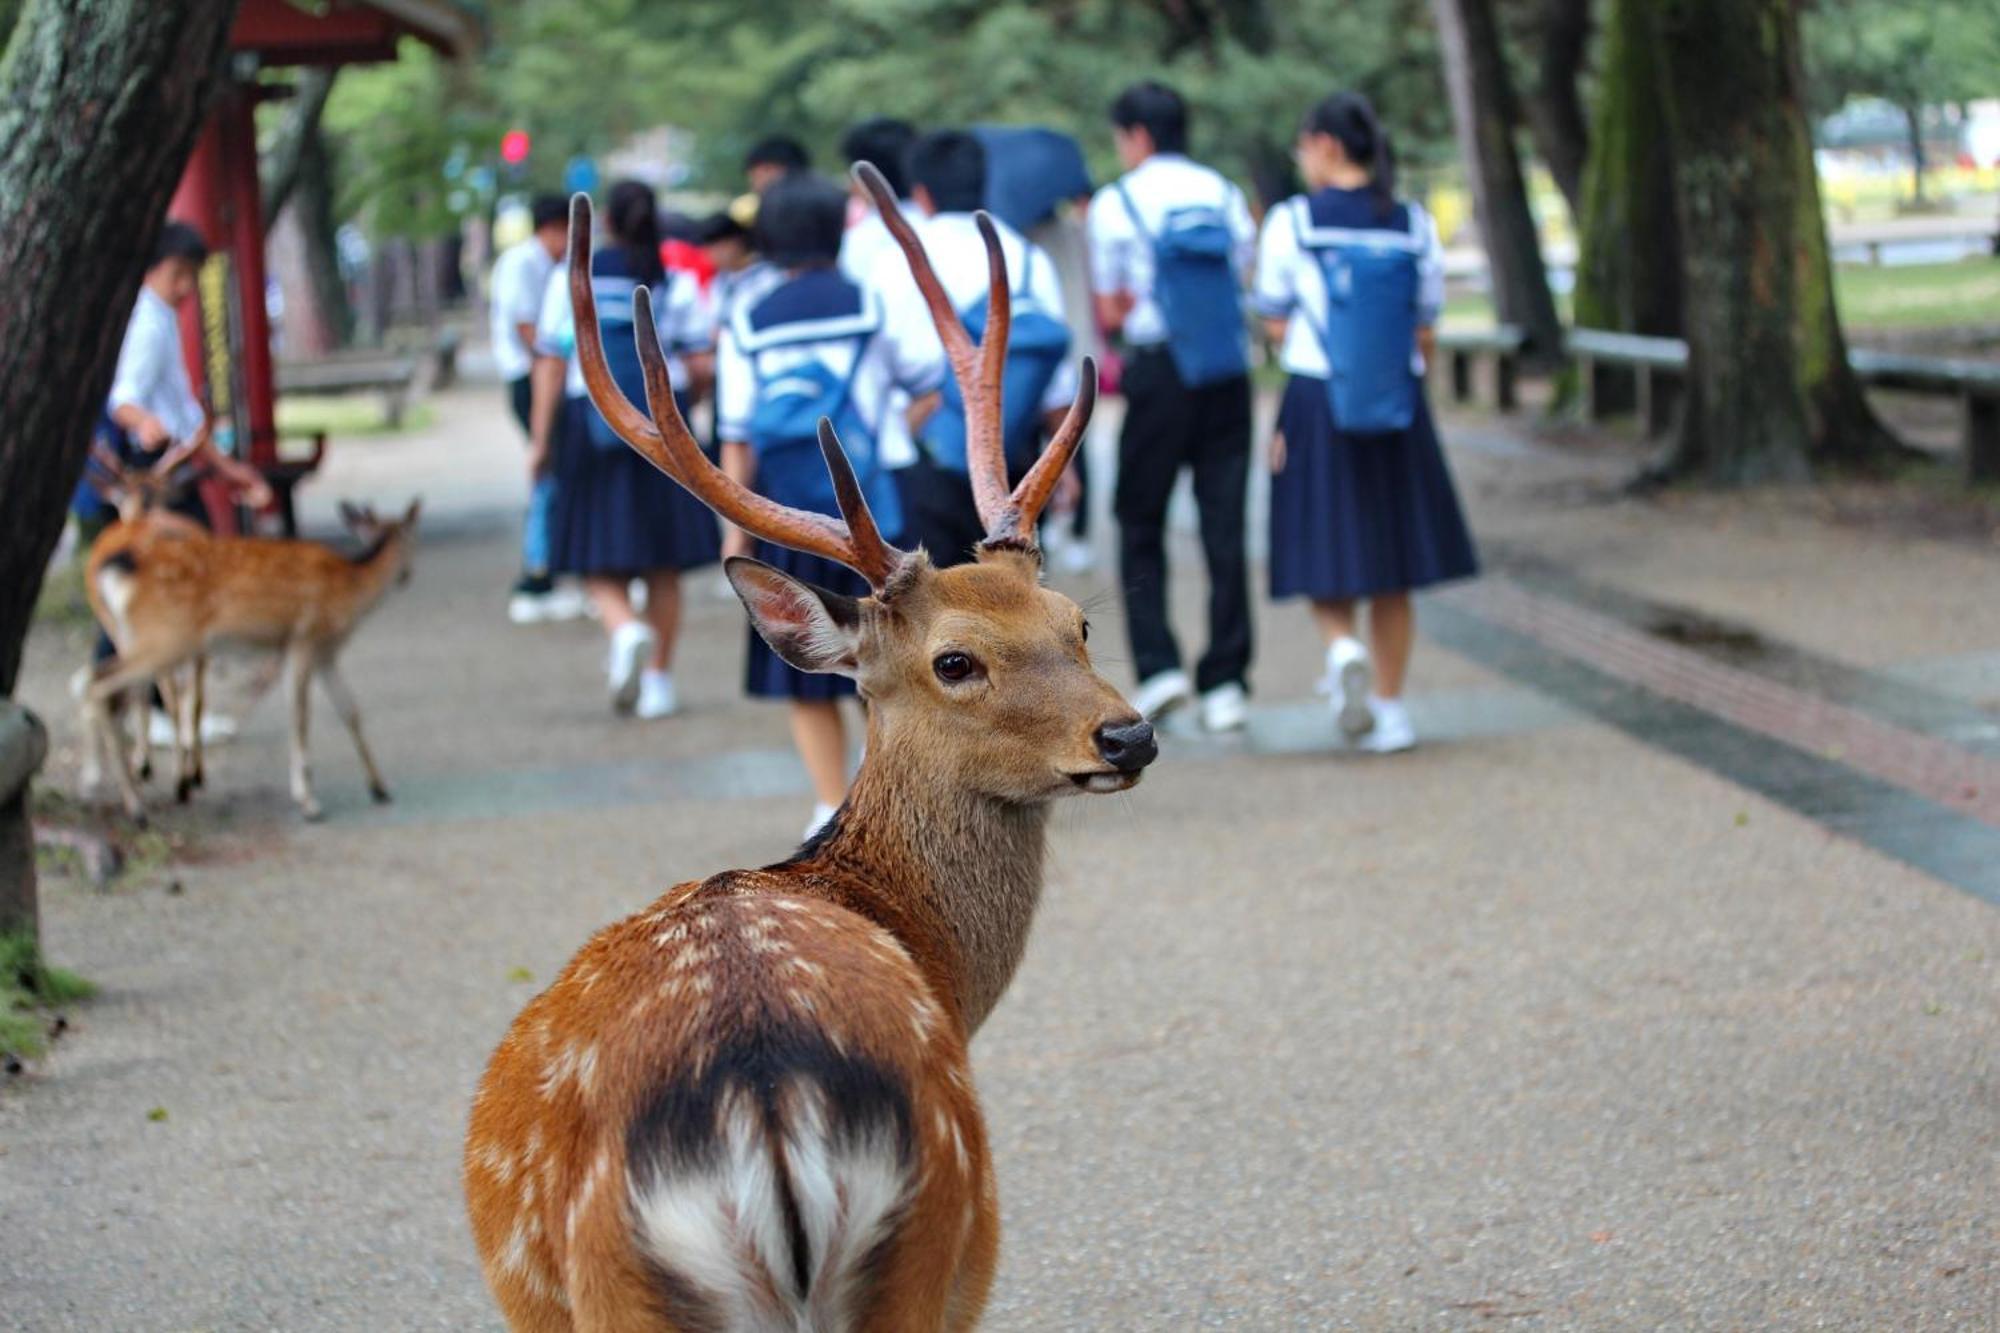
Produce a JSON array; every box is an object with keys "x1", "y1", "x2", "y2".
[
  {"x1": 1087, "y1": 153, "x2": 1254, "y2": 346},
  {"x1": 715, "y1": 278, "x2": 943, "y2": 459},
  {"x1": 534, "y1": 260, "x2": 709, "y2": 397},
  {"x1": 870, "y1": 211, "x2": 1079, "y2": 416},
  {"x1": 488, "y1": 239, "x2": 556, "y2": 382},
  {"x1": 108, "y1": 286, "x2": 204, "y2": 441},
  {"x1": 1254, "y1": 193, "x2": 1444, "y2": 378},
  {"x1": 839, "y1": 198, "x2": 926, "y2": 285}
]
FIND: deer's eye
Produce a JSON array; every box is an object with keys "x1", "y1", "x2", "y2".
[{"x1": 933, "y1": 652, "x2": 982, "y2": 685}]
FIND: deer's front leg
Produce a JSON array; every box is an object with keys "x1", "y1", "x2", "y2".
[
  {"x1": 316, "y1": 657, "x2": 390, "y2": 803},
  {"x1": 284, "y1": 642, "x2": 321, "y2": 821}
]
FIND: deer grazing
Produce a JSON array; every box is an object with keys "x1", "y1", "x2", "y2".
[
  {"x1": 464, "y1": 168, "x2": 1155, "y2": 1331},
  {"x1": 79, "y1": 488, "x2": 421, "y2": 823}
]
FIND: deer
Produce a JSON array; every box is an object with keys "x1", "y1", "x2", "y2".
[
  {"x1": 463, "y1": 168, "x2": 1156, "y2": 1332},
  {"x1": 79, "y1": 490, "x2": 421, "y2": 824}
]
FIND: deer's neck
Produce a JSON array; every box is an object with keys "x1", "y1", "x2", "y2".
[{"x1": 813, "y1": 744, "x2": 1049, "y2": 1035}]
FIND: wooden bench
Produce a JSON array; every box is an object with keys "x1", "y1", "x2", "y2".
[
  {"x1": 276, "y1": 353, "x2": 419, "y2": 427},
  {"x1": 1570, "y1": 327, "x2": 2000, "y2": 480},
  {"x1": 1435, "y1": 324, "x2": 1526, "y2": 411},
  {"x1": 1849, "y1": 349, "x2": 2000, "y2": 482},
  {"x1": 1569, "y1": 328, "x2": 1689, "y2": 437}
]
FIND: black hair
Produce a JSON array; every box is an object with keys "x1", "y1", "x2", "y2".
[
  {"x1": 529, "y1": 192, "x2": 568, "y2": 231},
  {"x1": 744, "y1": 135, "x2": 812, "y2": 176},
  {"x1": 606, "y1": 179, "x2": 665, "y2": 286},
  {"x1": 152, "y1": 220, "x2": 209, "y2": 268},
  {"x1": 905, "y1": 129, "x2": 986, "y2": 214},
  {"x1": 1109, "y1": 81, "x2": 1189, "y2": 155},
  {"x1": 1302, "y1": 91, "x2": 1398, "y2": 217},
  {"x1": 755, "y1": 173, "x2": 848, "y2": 269},
  {"x1": 840, "y1": 117, "x2": 918, "y2": 199}
]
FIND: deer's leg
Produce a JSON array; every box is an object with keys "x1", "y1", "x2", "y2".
[
  {"x1": 86, "y1": 661, "x2": 166, "y2": 826},
  {"x1": 187, "y1": 655, "x2": 207, "y2": 792},
  {"x1": 129, "y1": 681, "x2": 154, "y2": 783},
  {"x1": 316, "y1": 657, "x2": 390, "y2": 804},
  {"x1": 158, "y1": 669, "x2": 191, "y2": 803},
  {"x1": 284, "y1": 642, "x2": 321, "y2": 821}
]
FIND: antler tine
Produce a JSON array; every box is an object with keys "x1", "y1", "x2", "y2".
[
  {"x1": 813, "y1": 419, "x2": 904, "y2": 589},
  {"x1": 566, "y1": 194, "x2": 684, "y2": 482},
  {"x1": 853, "y1": 161, "x2": 1013, "y2": 532},
  {"x1": 150, "y1": 433, "x2": 205, "y2": 479},
  {"x1": 628, "y1": 285, "x2": 900, "y2": 589},
  {"x1": 993, "y1": 355, "x2": 1098, "y2": 545}
]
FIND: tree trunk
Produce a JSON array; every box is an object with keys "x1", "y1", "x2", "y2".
[
  {"x1": 1900, "y1": 102, "x2": 1927, "y2": 206},
  {"x1": 0, "y1": 0, "x2": 238, "y2": 947},
  {"x1": 270, "y1": 121, "x2": 353, "y2": 357},
  {"x1": 1433, "y1": 0, "x2": 1565, "y2": 367},
  {"x1": 1651, "y1": 0, "x2": 1899, "y2": 483},
  {"x1": 260, "y1": 66, "x2": 335, "y2": 227},
  {"x1": 0, "y1": 0, "x2": 239, "y2": 699},
  {"x1": 1516, "y1": 0, "x2": 1592, "y2": 222},
  {"x1": 1573, "y1": 0, "x2": 1683, "y2": 349}
]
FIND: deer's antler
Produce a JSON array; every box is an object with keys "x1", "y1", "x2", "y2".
[
  {"x1": 852, "y1": 162, "x2": 1097, "y2": 550},
  {"x1": 569, "y1": 193, "x2": 909, "y2": 592}
]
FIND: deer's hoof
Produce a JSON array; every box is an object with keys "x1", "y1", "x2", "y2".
[
  {"x1": 369, "y1": 784, "x2": 392, "y2": 805},
  {"x1": 299, "y1": 801, "x2": 325, "y2": 823},
  {"x1": 174, "y1": 780, "x2": 193, "y2": 805}
]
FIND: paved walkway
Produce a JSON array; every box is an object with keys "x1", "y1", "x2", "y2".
[{"x1": 3, "y1": 386, "x2": 1996, "y2": 1329}]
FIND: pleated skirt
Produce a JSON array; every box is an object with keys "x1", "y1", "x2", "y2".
[
  {"x1": 1268, "y1": 376, "x2": 1479, "y2": 601},
  {"x1": 549, "y1": 396, "x2": 720, "y2": 577},
  {"x1": 742, "y1": 541, "x2": 873, "y2": 702}
]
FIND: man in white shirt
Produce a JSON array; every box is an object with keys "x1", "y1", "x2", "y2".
[
  {"x1": 489, "y1": 194, "x2": 576, "y2": 623},
  {"x1": 838, "y1": 117, "x2": 923, "y2": 284},
  {"x1": 1087, "y1": 81, "x2": 1256, "y2": 732},
  {"x1": 871, "y1": 129, "x2": 1078, "y2": 566}
]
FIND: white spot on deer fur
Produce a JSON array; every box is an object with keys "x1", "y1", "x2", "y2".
[
  {"x1": 566, "y1": 1147, "x2": 616, "y2": 1248},
  {"x1": 687, "y1": 972, "x2": 715, "y2": 996},
  {"x1": 787, "y1": 988, "x2": 817, "y2": 1016},
  {"x1": 653, "y1": 923, "x2": 688, "y2": 947},
  {"x1": 785, "y1": 958, "x2": 823, "y2": 980},
  {"x1": 538, "y1": 1039, "x2": 600, "y2": 1101},
  {"x1": 748, "y1": 935, "x2": 790, "y2": 956},
  {"x1": 768, "y1": 899, "x2": 809, "y2": 914},
  {"x1": 95, "y1": 566, "x2": 136, "y2": 638},
  {"x1": 472, "y1": 1141, "x2": 517, "y2": 1185}
]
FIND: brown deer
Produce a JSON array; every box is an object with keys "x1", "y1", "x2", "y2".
[
  {"x1": 80, "y1": 494, "x2": 421, "y2": 823},
  {"x1": 463, "y1": 170, "x2": 1155, "y2": 1331}
]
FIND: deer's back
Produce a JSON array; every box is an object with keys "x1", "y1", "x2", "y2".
[{"x1": 466, "y1": 875, "x2": 993, "y2": 1330}]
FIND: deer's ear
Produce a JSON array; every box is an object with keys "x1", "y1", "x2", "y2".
[{"x1": 725, "y1": 556, "x2": 862, "y2": 678}]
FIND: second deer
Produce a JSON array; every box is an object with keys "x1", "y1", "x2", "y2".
[
  {"x1": 81, "y1": 493, "x2": 421, "y2": 822},
  {"x1": 464, "y1": 170, "x2": 1156, "y2": 1330}
]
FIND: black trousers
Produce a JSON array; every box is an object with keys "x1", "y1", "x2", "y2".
[
  {"x1": 1114, "y1": 347, "x2": 1252, "y2": 692},
  {"x1": 895, "y1": 454, "x2": 986, "y2": 569}
]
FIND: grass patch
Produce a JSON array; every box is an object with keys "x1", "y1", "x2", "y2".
[
  {"x1": 32, "y1": 782, "x2": 180, "y2": 890},
  {"x1": 33, "y1": 553, "x2": 93, "y2": 630},
  {"x1": 276, "y1": 395, "x2": 434, "y2": 440},
  {"x1": 1, "y1": 930, "x2": 95, "y2": 1063}
]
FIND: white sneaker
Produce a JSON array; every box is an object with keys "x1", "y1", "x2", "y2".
[
  {"x1": 1358, "y1": 696, "x2": 1416, "y2": 753},
  {"x1": 1131, "y1": 669, "x2": 1194, "y2": 722},
  {"x1": 634, "y1": 669, "x2": 679, "y2": 720},
  {"x1": 1199, "y1": 682, "x2": 1249, "y2": 733},
  {"x1": 509, "y1": 584, "x2": 589, "y2": 625},
  {"x1": 802, "y1": 801, "x2": 840, "y2": 841},
  {"x1": 607, "y1": 622, "x2": 657, "y2": 713},
  {"x1": 148, "y1": 708, "x2": 234, "y2": 747},
  {"x1": 1327, "y1": 637, "x2": 1375, "y2": 740}
]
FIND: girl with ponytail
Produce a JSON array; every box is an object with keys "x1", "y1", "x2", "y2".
[{"x1": 1251, "y1": 91, "x2": 1478, "y2": 753}]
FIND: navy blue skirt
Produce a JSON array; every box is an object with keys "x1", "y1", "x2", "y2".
[
  {"x1": 549, "y1": 396, "x2": 720, "y2": 577},
  {"x1": 743, "y1": 541, "x2": 872, "y2": 702},
  {"x1": 1268, "y1": 376, "x2": 1478, "y2": 601}
]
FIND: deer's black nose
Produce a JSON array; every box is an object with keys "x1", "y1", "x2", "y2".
[{"x1": 1095, "y1": 719, "x2": 1157, "y2": 773}]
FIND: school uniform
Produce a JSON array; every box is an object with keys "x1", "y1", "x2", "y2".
[
  {"x1": 490, "y1": 237, "x2": 558, "y2": 576},
  {"x1": 534, "y1": 245, "x2": 720, "y2": 577},
  {"x1": 870, "y1": 211, "x2": 1076, "y2": 565},
  {"x1": 839, "y1": 196, "x2": 926, "y2": 285},
  {"x1": 716, "y1": 267, "x2": 940, "y2": 702},
  {"x1": 1254, "y1": 186, "x2": 1477, "y2": 600},
  {"x1": 1087, "y1": 153, "x2": 1257, "y2": 694}
]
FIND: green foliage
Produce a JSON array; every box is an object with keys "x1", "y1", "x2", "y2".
[
  {"x1": 326, "y1": 0, "x2": 1457, "y2": 235},
  {"x1": 1, "y1": 930, "x2": 94, "y2": 1061},
  {"x1": 1805, "y1": 0, "x2": 2000, "y2": 117}
]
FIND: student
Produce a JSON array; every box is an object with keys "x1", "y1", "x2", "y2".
[
  {"x1": 1254, "y1": 92, "x2": 1478, "y2": 753},
  {"x1": 743, "y1": 135, "x2": 811, "y2": 195},
  {"x1": 531, "y1": 180, "x2": 719, "y2": 720},
  {"x1": 873, "y1": 129, "x2": 1077, "y2": 567},
  {"x1": 80, "y1": 220, "x2": 273, "y2": 744},
  {"x1": 490, "y1": 193, "x2": 583, "y2": 624},
  {"x1": 715, "y1": 174, "x2": 941, "y2": 838},
  {"x1": 696, "y1": 194, "x2": 781, "y2": 346},
  {"x1": 837, "y1": 116, "x2": 921, "y2": 284},
  {"x1": 1088, "y1": 80, "x2": 1256, "y2": 733}
]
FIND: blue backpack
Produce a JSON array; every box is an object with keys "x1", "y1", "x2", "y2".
[
  {"x1": 926, "y1": 247, "x2": 1072, "y2": 477},
  {"x1": 1293, "y1": 196, "x2": 1426, "y2": 435},
  {"x1": 1114, "y1": 178, "x2": 1246, "y2": 387},
  {"x1": 743, "y1": 315, "x2": 903, "y2": 538},
  {"x1": 582, "y1": 267, "x2": 667, "y2": 451}
]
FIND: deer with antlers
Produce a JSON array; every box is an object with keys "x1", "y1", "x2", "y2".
[
  {"x1": 79, "y1": 484, "x2": 421, "y2": 824},
  {"x1": 464, "y1": 167, "x2": 1155, "y2": 1331}
]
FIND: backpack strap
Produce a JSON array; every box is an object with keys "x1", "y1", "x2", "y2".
[{"x1": 1112, "y1": 180, "x2": 1154, "y2": 247}]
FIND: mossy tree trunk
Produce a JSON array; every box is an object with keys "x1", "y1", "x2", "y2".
[
  {"x1": 1434, "y1": 0, "x2": 1565, "y2": 368},
  {"x1": 1651, "y1": 0, "x2": 1898, "y2": 483},
  {"x1": 0, "y1": 0, "x2": 240, "y2": 937},
  {"x1": 1512, "y1": 0, "x2": 1592, "y2": 223}
]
